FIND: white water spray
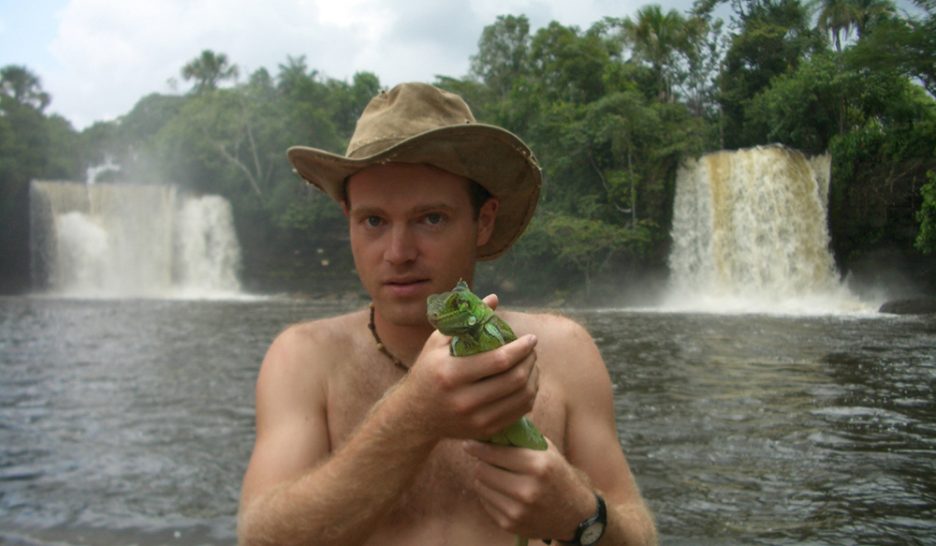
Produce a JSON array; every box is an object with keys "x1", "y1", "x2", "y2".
[
  {"x1": 30, "y1": 181, "x2": 242, "y2": 299},
  {"x1": 174, "y1": 195, "x2": 242, "y2": 297},
  {"x1": 85, "y1": 157, "x2": 120, "y2": 185},
  {"x1": 664, "y1": 146, "x2": 868, "y2": 314}
]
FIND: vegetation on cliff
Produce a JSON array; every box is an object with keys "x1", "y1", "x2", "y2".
[{"x1": 2, "y1": 0, "x2": 934, "y2": 299}]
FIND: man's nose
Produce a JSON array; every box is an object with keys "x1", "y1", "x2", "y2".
[{"x1": 385, "y1": 224, "x2": 418, "y2": 264}]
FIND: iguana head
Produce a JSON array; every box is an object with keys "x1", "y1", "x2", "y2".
[{"x1": 426, "y1": 280, "x2": 492, "y2": 335}]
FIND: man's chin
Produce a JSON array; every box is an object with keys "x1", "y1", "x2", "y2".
[{"x1": 374, "y1": 294, "x2": 432, "y2": 326}]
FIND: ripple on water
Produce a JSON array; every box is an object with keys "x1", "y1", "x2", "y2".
[{"x1": 2, "y1": 299, "x2": 936, "y2": 544}]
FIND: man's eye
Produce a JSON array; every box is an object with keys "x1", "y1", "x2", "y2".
[
  {"x1": 365, "y1": 216, "x2": 383, "y2": 227},
  {"x1": 423, "y1": 213, "x2": 444, "y2": 225}
]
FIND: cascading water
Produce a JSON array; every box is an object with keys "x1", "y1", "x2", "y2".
[
  {"x1": 30, "y1": 181, "x2": 242, "y2": 298},
  {"x1": 664, "y1": 145, "x2": 867, "y2": 313},
  {"x1": 174, "y1": 195, "x2": 242, "y2": 297}
]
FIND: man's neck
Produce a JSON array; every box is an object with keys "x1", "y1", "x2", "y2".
[{"x1": 372, "y1": 308, "x2": 435, "y2": 369}]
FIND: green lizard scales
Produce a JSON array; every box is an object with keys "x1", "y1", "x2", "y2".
[{"x1": 426, "y1": 280, "x2": 547, "y2": 546}]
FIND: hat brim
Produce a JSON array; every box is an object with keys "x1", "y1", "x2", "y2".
[{"x1": 287, "y1": 124, "x2": 541, "y2": 260}]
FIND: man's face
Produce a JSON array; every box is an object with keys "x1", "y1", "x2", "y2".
[{"x1": 345, "y1": 163, "x2": 498, "y2": 326}]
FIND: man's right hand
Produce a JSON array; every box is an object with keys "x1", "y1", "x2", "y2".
[{"x1": 395, "y1": 325, "x2": 539, "y2": 442}]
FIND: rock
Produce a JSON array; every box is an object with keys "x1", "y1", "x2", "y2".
[{"x1": 878, "y1": 297, "x2": 936, "y2": 315}]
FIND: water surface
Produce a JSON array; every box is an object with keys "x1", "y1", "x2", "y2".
[{"x1": 1, "y1": 297, "x2": 934, "y2": 544}]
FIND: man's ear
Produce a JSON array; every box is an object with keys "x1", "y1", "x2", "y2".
[
  {"x1": 341, "y1": 200, "x2": 350, "y2": 217},
  {"x1": 476, "y1": 198, "x2": 499, "y2": 247}
]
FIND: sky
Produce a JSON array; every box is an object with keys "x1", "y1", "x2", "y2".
[{"x1": 0, "y1": 0, "x2": 698, "y2": 130}]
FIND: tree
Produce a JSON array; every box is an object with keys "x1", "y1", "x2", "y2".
[
  {"x1": 158, "y1": 86, "x2": 273, "y2": 198},
  {"x1": 585, "y1": 90, "x2": 659, "y2": 226},
  {"x1": 181, "y1": 50, "x2": 239, "y2": 94},
  {"x1": 616, "y1": 5, "x2": 698, "y2": 102},
  {"x1": 851, "y1": 0, "x2": 896, "y2": 38},
  {"x1": 330, "y1": 71, "x2": 382, "y2": 137},
  {"x1": 744, "y1": 52, "x2": 844, "y2": 151},
  {"x1": 470, "y1": 15, "x2": 532, "y2": 98},
  {"x1": 816, "y1": 0, "x2": 857, "y2": 51},
  {"x1": 0, "y1": 65, "x2": 51, "y2": 111},
  {"x1": 815, "y1": 0, "x2": 896, "y2": 51},
  {"x1": 527, "y1": 22, "x2": 614, "y2": 104},
  {"x1": 846, "y1": 0, "x2": 935, "y2": 96},
  {"x1": 0, "y1": 65, "x2": 82, "y2": 292},
  {"x1": 718, "y1": 0, "x2": 824, "y2": 148},
  {"x1": 516, "y1": 212, "x2": 653, "y2": 298},
  {"x1": 277, "y1": 55, "x2": 315, "y2": 99},
  {"x1": 916, "y1": 170, "x2": 936, "y2": 254}
]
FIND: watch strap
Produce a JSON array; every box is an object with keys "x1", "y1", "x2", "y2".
[{"x1": 552, "y1": 492, "x2": 607, "y2": 546}]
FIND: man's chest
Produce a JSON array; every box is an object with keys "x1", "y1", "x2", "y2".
[
  {"x1": 320, "y1": 354, "x2": 568, "y2": 540},
  {"x1": 324, "y1": 359, "x2": 568, "y2": 456},
  {"x1": 324, "y1": 368, "x2": 480, "y2": 503}
]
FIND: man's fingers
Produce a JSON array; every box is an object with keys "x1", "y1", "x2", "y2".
[
  {"x1": 482, "y1": 293, "x2": 499, "y2": 311},
  {"x1": 463, "y1": 337, "x2": 538, "y2": 400},
  {"x1": 445, "y1": 333, "x2": 537, "y2": 384}
]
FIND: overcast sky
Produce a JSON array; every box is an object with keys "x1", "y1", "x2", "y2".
[{"x1": 0, "y1": 0, "x2": 703, "y2": 130}]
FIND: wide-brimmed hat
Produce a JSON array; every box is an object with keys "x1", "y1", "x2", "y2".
[{"x1": 287, "y1": 82, "x2": 542, "y2": 260}]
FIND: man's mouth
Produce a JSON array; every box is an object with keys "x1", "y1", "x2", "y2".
[
  {"x1": 382, "y1": 278, "x2": 431, "y2": 296},
  {"x1": 384, "y1": 276, "x2": 429, "y2": 286}
]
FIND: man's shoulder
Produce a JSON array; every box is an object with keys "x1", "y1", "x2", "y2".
[
  {"x1": 502, "y1": 308, "x2": 592, "y2": 341},
  {"x1": 503, "y1": 308, "x2": 607, "y2": 375},
  {"x1": 265, "y1": 309, "x2": 366, "y2": 367},
  {"x1": 278, "y1": 307, "x2": 368, "y2": 341}
]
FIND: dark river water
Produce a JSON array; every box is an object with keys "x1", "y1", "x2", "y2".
[{"x1": 1, "y1": 296, "x2": 934, "y2": 545}]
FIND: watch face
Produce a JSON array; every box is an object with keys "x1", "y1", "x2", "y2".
[{"x1": 581, "y1": 522, "x2": 605, "y2": 545}]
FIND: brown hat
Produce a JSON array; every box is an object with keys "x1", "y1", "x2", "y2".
[{"x1": 287, "y1": 82, "x2": 542, "y2": 260}]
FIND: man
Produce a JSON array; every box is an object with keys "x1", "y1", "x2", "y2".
[{"x1": 238, "y1": 82, "x2": 657, "y2": 546}]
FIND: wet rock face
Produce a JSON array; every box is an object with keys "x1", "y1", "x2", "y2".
[{"x1": 879, "y1": 298, "x2": 936, "y2": 315}]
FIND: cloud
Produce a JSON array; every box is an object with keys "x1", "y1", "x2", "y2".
[
  {"x1": 46, "y1": 0, "x2": 352, "y2": 126},
  {"x1": 39, "y1": 0, "x2": 640, "y2": 129}
]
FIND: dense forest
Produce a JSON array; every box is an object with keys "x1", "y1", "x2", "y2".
[{"x1": 2, "y1": 0, "x2": 934, "y2": 302}]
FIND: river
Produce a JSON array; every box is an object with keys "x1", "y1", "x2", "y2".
[{"x1": 1, "y1": 296, "x2": 934, "y2": 545}]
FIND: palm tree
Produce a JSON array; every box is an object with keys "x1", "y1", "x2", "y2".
[
  {"x1": 816, "y1": 0, "x2": 895, "y2": 50},
  {"x1": 816, "y1": 0, "x2": 857, "y2": 51},
  {"x1": 619, "y1": 5, "x2": 692, "y2": 101},
  {"x1": 277, "y1": 55, "x2": 311, "y2": 93},
  {"x1": 181, "y1": 50, "x2": 239, "y2": 94},
  {"x1": 851, "y1": 0, "x2": 896, "y2": 37}
]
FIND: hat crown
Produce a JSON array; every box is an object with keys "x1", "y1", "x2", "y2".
[{"x1": 347, "y1": 83, "x2": 477, "y2": 158}]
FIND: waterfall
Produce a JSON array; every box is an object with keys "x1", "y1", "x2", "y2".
[
  {"x1": 30, "y1": 181, "x2": 242, "y2": 299},
  {"x1": 665, "y1": 145, "x2": 865, "y2": 313},
  {"x1": 174, "y1": 195, "x2": 242, "y2": 297}
]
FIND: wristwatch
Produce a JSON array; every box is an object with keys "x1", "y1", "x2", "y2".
[{"x1": 559, "y1": 493, "x2": 607, "y2": 545}]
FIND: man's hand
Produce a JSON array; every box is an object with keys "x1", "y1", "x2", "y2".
[
  {"x1": 463, "y1": 438, "x2": 596, "y2": 542},
  {"x1": 395, "y1": 294, "x2": 540, "y2": 442}
]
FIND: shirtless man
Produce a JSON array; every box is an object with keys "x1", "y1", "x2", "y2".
[{"x1": 237, "y1": 83, "x2": 657, "y2": 546}]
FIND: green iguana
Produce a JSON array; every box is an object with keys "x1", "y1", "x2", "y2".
[{"x1": 426, "y1": 280, "x2": 547, "y2": 546}]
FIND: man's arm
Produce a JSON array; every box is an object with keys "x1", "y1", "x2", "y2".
[
  {"x1": 238, "y1": 323, "x2": 436, "y2": 546},
  {"x1": 559, "y1": 317, "x2": 657, "y2": 545},
  {"x1": 464, "y1": 315, "x2": 657, "y2": 545},
  {"x1": 238, "y1": 320, "x2": 541, "y2": 546}
]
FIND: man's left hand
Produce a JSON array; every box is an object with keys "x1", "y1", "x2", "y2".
[{"x1": 463, "y1": 437, "x2": 596, "y2": 542}]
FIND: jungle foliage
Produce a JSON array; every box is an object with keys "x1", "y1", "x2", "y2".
[{"x1": 2, "y1": 0, "x2": 934, "y2": 298}]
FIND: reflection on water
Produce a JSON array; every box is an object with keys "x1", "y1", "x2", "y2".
[
  {"x1": 1, "y1": 298, "x2": 934, "y2": 545},
  {"x1": 576, "y1": 310, "x2": 936, "y2": 545}
]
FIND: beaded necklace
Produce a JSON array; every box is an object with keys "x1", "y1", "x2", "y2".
[{"x1": 367, "y1": 303, "x2": 408, "y2": 372}]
